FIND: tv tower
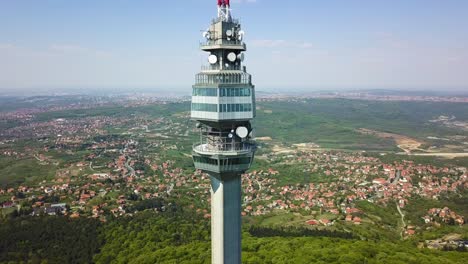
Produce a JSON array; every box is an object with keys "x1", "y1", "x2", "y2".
[{"x1": 191, "y1": 0, "x2": 256, "y2": 263}]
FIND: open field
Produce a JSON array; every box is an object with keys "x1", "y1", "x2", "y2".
[
  {"x1": 401, "y1": 152, "x2": 468, "y2": 158},
  {"x1": 255, "y1": 99, "x2": 468, "y2": 158},
  {"x1": 356, "y1": 128, "x2": 424, "y2": 153}
]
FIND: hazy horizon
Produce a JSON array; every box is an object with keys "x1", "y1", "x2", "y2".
[
  {"x1": 1, "y1": 0, "x2": 468, "y2": 93},
  {"x1": 1, "y1": 86, "x2": 468, "y2": 98}
]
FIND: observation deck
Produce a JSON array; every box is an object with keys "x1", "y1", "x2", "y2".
[
  {"x1": 192, "y1": 130, "x2": 255, "y2": 156},
  {"x1": 194, "y1": 71, "x2": 252, "y2": 86},
  {"x1": 193, "y1": 156, "x2": 253, "y2": 174},
  {"x1": 192, "y1": 135, "x2": 255, "y2": 174},
  {"x1": 193, "y1": 142, "x2": 254, "y2": 156},
  {"x1": 192, "y1": 141, "x2": 255, "y2": 174}
]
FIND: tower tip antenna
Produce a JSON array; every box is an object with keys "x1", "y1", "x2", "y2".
[
  {"x1": 218, "y1": 0, "x2": 230, "y2": 6},
  {"x1": 217, "y1": 0, "x2": 232, "y2": 21}
]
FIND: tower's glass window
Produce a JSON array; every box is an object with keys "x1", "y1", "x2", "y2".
[
  {"x1": 219, "y1": 157, "x2": 251, "y2": 165},
  {"x1": 192, "y1": 103, "x2": 218, "y2": 112},
  {"x1": 193, "y1": 156, "x2": 219, "y2": 165},
  {"x1": 219, "y1": 104, "x2": 252, "y2": 113},
  {"x1": 193, "y1": 88, "x2": 217, "y2": 96},
  {"x1": 220, "y1": 88, "x2": 251, "y2": 97}
]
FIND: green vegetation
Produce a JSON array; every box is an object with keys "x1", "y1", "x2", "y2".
[
  {"x1": 241, "y1": 234, "x2": 466, "y2": 264},
  {"x1": 353, "y1": 201, "x2": 402, "y2": 240},
  {"x1": 368, "y1": 153, "x2": 468, "y2": 168},
  {"x1": 255, "y1": 99, "x2": 468, "y2": 149},
  {"x1": 35, "y1": 103, "x2": 190, "y2": 122},
  {"x1": 2, "y1": 211, "x2": 465, "y2": 264},
  {"x1": 256, "y1": 101, "x2": 396, "y2": 150},
  {"x1": 94, "y1": 208, "x2": 210, "y2": 264},
  {"x1": 0, "y1": 217, "x2": 102, "y2": 264},
  {"x1": 404, "y1": 194, "x2": 468, "y2": 229},
  {"x1": 0, "y1": 157, "x2": 57, "y2": 188},
  {"x1": 248, "y1": 225, "x2": 355, "y2": 239}
]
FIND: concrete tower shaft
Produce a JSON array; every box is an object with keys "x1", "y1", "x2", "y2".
[{"x1": 191, "y1": 1, "x2": 255, "y2": 263}]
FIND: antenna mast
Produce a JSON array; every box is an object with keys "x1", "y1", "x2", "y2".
[
  {"x1": 193, "y1": 1, "x2": 255, "y2": 263},
  {"x1": 217, "y1": 0, "x2": 231, "y2": 22}
]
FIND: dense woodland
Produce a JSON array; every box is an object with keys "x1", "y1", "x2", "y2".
[
  {"x1": 1, "y1": 206, "x2": 466, "y2": 264},
  {"x1": 0, "y1": 216, "x2": 102, "y2": 263}
]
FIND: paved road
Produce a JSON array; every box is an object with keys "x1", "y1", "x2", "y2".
[
  {"x1": 121, "y1": 141, "x2": 136, "y2": 177},
  {"x1": 396, "y1": 203, "x2": 406, "y2": 226},
  {"x1": 167, "y1": 184, "x2": 175, "y2": 196},
  {"x1": 396, "y1": 203, "x2": 406, "y2": 239},
  {"x1": 125, "y1": 157, "x2": 135, "y2": 177}
]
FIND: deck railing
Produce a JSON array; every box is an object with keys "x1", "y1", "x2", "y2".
[{"x1": 193, "y1": 143, "x2": 254, "y2": 155}]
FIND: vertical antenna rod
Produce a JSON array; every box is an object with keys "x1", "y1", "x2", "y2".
[{"x1": 217, "y1": 0, "x2": 231, "y2": 21}]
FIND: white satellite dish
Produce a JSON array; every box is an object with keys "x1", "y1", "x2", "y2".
[
  {"x1": 227, "y1": 52, "x2": 237, "y2": 62},
  {"x1": 208, "y1": 54, "x2": 218, "y2": 64},
  {"x1": 228, "y1": 133, "x2": 233, "y2": 138},
  {"x1": 238, "y1": 30, "x2": 245, "y2": 40},
  {"x1": 237, "y1": 53, "x2": 245, "y2": 62},
  {"x1": 235, "y1": 126, "x2": 249, "y2": 138},
  {"x1": 226, "y1": 29, "x2": 233, "y2": 37}
]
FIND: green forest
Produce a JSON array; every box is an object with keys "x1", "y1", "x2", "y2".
[{"x1": 1, "y1": 207, "x2": 466, "y2": 264}]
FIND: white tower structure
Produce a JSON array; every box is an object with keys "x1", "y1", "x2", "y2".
[{"x1": 191, "y1": 1, "x2": 255, "y2": 263}]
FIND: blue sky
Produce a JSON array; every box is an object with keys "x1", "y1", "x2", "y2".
[{"x1": 0, "y1": 0, "x2": 467, "y2": 94}]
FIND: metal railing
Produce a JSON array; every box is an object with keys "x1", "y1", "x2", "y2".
[
  {"x1": 193, "y1": 143, "x2": 254, "y2": 155},
  {"x1": 193, "y1": 161, "x2": 251, "y2": 173},
  {"x1": 211, "y1": 17, "x2": 240, "y2": 25},
  {"x1": 192, "y1": 128, "x2": 255, "y2": 155},
  {"x1": 195, "y1": 72, "x2": 251, "y2": 85},
  {"x1": 200, "y1": 40, "x2": 246, "y2": 49},
  {"x1": 200, "y1": 65, "x2": 242, "y2": 71}
]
